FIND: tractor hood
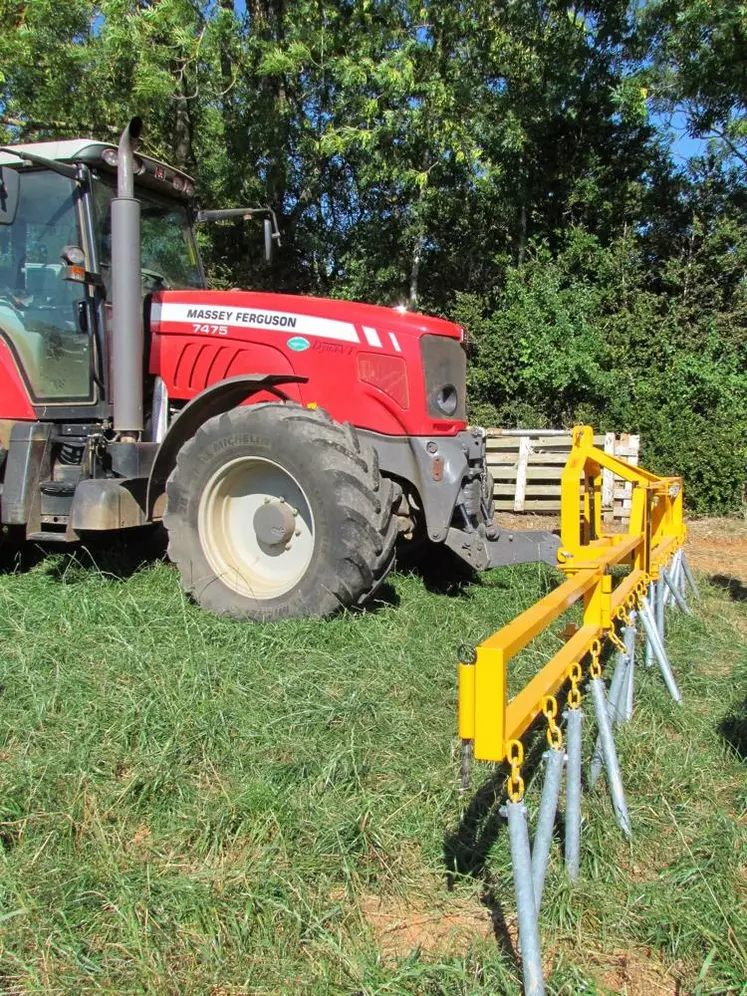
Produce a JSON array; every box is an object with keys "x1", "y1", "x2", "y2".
[
  {"x1": 149, "y1": 289, "x2": 468, "y2": 437},
  {"x1": 149, "y1": 290, "x2": 464, "y2": 347}
]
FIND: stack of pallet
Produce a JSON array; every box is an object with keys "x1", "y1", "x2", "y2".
[{"x1": 485, "y1": 429, "x2": 640, "y2": 523}]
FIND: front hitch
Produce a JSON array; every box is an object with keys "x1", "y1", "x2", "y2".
[{"x1": 444, "y1": 524, "x2": 561, "y2": 571}]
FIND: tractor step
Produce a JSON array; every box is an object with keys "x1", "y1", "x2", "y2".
[{"x1": 26, "y1": 531, "x2": 71, "y2": 544}]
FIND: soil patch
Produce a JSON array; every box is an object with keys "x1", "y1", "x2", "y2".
[
  {"x1": 359, "y1": 891, "x2": 494, "y2": 960},
  {"x1": 579, "y1": 945, "x2": 686, "y2": 995}
]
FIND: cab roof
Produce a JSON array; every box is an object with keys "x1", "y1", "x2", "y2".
[{"x1": 0, "y1": 139, "x2": 196, "y2": 199}]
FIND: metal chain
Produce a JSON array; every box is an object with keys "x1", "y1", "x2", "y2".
[
  {"x1": 620, "y1": 593, "x2": 636, "y2": 626},
  {"x1": 607, "y1": 626, "x2": 627, "y2": 655},
  {"x1": 589, "y1": 639, "x2": 602, "y2": 680},
  {"x1": 567, "y1": 661, "x2": 582, "y2": 710},
  {"x1": 506, "y1": 738, "x2": 525, "y2": 802},
  {"x1": 542, "y1": 695, "x2": 563, "y2": 751}
]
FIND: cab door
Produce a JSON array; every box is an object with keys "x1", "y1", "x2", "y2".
[{"x1": 0, "y1": 168, "x2": 94, "y2": 405}]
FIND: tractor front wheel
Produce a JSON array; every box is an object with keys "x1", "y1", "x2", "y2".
[{"x1": 164, "y1": 404, "x2": 397, "y2": 621}]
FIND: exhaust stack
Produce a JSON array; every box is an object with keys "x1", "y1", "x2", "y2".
[{"x1": 111, "y1": 117, "x2": 144, "y2": 437}]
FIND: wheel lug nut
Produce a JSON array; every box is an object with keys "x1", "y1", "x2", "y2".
[
  {"x1": 294, "y1": 529, "x2": 301, "y2": 537},
  {"x1": 263, "y1": 497, "x2": 271, "y2": 504},
  {"x1": 284, "y1": 542, "x2": 292, "y2": 550}
]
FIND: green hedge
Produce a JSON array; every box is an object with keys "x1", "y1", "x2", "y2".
[{"x1": 453, "y1": 229, "x2": 747, "y2": 515}]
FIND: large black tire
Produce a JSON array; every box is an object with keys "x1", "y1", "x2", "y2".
[{"x1": 164, "y1": 404, "x2": 397, "y2": 621}]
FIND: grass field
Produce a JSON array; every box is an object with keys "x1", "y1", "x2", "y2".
[{"x1": 0, "y1": 535, "x2": 745, "y2": 995}]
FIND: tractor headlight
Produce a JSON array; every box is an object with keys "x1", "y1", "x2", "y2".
[{"x1": 434, "y1": 384, "x2": 459, "y2": 416}]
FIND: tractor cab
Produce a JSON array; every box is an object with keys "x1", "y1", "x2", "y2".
[{"x1": 0, "y1": 135, "x2": 203, "y2": 419}]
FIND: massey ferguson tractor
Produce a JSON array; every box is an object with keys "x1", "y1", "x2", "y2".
[{"x1": 0, "y1": 118, "x2": 559, "y2": 620}]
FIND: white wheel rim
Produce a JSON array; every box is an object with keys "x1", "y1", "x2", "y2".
[{"x1": 197, "y1": 456, "x2": 315, "y2": 600}]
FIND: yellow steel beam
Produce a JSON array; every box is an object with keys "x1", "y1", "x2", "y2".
[
  {"x1": 480, "y1": 569, "x2": 599, "y2": 659},
  {"x1": 473, "y1": 645, "x2": 506, "y2": 761},
  {"x1": 559, "y1": 532, "x2": 641, "y2": 568},
  {"x1": 504, "y1": 623, "x2": 601, "y2": 746},
  {"x1": 610, "y1": 569, "x2": 646, "y2": 615}
]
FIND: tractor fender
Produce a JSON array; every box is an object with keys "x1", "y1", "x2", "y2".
[{"x1": 146, "y1": 373, "x2": 307, "y2": 517}]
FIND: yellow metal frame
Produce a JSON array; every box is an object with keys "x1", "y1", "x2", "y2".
[{"x1": 458, "y1": 425, "x2": 685, "y2": 763}]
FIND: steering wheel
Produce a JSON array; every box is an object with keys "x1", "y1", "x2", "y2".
[{"x1": 141, "y1": 267, "x2": 172, "y2": 293}]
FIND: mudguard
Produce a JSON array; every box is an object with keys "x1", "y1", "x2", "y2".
[{"x1": 146, "y1": 373, "x2": 307, "y2": 516}]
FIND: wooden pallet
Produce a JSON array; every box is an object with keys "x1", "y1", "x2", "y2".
[{"x1": 486, "y1": 430, "x2": 640, "y2": 522}]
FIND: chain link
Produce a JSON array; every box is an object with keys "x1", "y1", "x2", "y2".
[
  {"x1": 542, "y1": 695, "x2": 563, "y2": 751},
  {"x1": 567, "y1": 661, "x2": 582, "y2": 710},
  {"x1": 607, "y1": 627, "x2": 627, "y2": 655},
  {"x1": 506, "y1": 738, "x2": 525, "y2": 802},
  {"x1": 589, "y1": 639, "x2": 602, "y2": 680}
]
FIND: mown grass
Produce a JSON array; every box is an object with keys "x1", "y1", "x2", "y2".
[{"x1": 0, "y1": 540, "x2": 745, "y2": 995}]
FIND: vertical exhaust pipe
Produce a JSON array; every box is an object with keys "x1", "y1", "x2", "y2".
[{"x1": 111, "y1": 117, "x2": 144, "y2": 437}]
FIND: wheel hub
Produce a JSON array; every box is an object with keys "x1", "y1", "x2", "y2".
[
  {"x1": 253, "y1": 499, "x2": 296, "y2": 547},
  {"x1": 197, "y1": 455, "x2": 315, "y2": 600}
]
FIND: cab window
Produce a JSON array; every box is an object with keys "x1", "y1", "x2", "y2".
[
  {"x1": 92, "y1": 178, "x2": 203, "y2": 293},
  {"x1": 0, "y1": 169, "x2": 91, "y2": 401}
]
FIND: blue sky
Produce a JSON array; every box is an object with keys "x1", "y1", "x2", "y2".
[{"x1": 653, "y1": 110, "x2": 711, "y2": 164}]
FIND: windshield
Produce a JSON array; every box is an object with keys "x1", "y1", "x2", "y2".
[{"x1": 93, "y1": 178, "x2": 204, "y2": 292}]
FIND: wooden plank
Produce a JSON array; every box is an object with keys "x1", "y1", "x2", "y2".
[
  {"x1": 487, "y1": 451, "x2": 570, "y2": 465},
  {"x1": 495, "y1": 500, "x2": 561, "y2": 511},
  {"x1": 495, "y1": 483, "x2": 562, "y2": 497},
  {"x1": 490, "y1": 467, "x2": 563, "y2": 482},
  {"x1": 486, "y1": 435, "x2": 574, "y2": 448}
]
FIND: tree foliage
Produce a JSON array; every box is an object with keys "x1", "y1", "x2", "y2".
[{"x1": 0, "y1": 0, "x2": 744, "y2": 512}]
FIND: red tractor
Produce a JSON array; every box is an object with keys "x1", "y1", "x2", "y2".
[{"x1": 0, "y1": 119, "x2": 558, "y2": 620}]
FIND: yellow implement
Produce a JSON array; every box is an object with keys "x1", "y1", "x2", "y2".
[{"x1": 458, "y1": 424, "x2": 685, "y2": 764}]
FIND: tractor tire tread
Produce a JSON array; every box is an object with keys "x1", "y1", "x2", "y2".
[{"x1": 164, "y1": 403, "x2": 396, "y2": 620}]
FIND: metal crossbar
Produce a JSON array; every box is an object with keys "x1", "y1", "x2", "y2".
[{"x1": 458, "y1": 424, "x2": 686, "y2": 764}]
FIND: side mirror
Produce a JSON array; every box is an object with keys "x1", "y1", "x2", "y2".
[
  {"x1": 264, "y1": 217, "x2": 274, "y2": 263},
  {"x1": 0, "y1": 167, "x2": 20, "y2": 226}
]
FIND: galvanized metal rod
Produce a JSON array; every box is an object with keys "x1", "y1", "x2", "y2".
[
  {"x1": 623, "y1": 623, "x2": 635, "y2": 722},
  {"x1": 621, "y1": 613, "x2": 636, "y2": 722},
  {"x1": 681, "y1": 552, "x2": 700, "y2": 600},
  {"x1": 664, "y1": 549, "x2": 683, "y2": 608},
  {"x1": 589, "y1": 677, "x2": 631, "y2": 838},
  {"x1": 644, "y1": 582, "x2": 655, "y2": 669},
  {"x1": 639, "y1": 596, "x2": 682, "y2": 704},
  {"x1": 564, "y1": 708, "x2": 583, "y2": 882},
  {"x1": 656, "y1": 575, "x2": 665, "y2": 642},
  {"x1": 590, "y1": 648, "x2": 627, "y2": 787},
  {"x1": 661, "y1": 566, "x2": 692, "y2": 616},
  {"x1": 531, "y1": 748, "x2": 565, "y2": 912},
  {"x1": 677, "y1": 551, "x2": 688, "y2": 599},
  {"x1": 506, "y1": 800, "x2": 546, "y2": 996},
  {"x1": 460, "y1": 739, "x2": 473, "y2": 794}
]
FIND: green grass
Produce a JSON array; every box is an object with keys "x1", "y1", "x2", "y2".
[{"x1": 0, "y1": 542, "x2": 745, "y2": 995}]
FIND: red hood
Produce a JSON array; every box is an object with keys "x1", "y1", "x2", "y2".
[{"x1": 153, "y1": 290, "x2": 463, "y2": 343}]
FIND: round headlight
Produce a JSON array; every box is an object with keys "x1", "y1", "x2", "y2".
[
  {"x1": 101, "y1": 148, "x2": 118, "y2": 167},
  {"x1": 434, "y1": 384, "x2": 458, "y2": 417}
]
